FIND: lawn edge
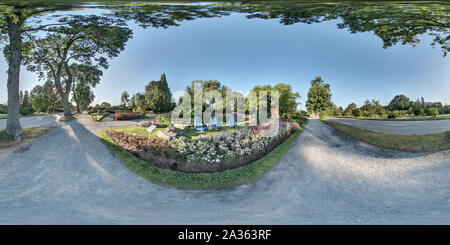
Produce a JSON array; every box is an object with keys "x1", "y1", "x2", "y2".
[
  {"x1": 99, "y1": 124, "x2": 304, "y2": 190},
  {"x1": 0, "y1": 126, "x2": 54, "y2": 149},
  {"x1": 321, "y1": 120, "x2": 450, "y2": 152}
]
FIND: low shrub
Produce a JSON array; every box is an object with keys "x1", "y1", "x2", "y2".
[
  {"x1": 113, "y1": 112, "x2": 145, "y2": 121},
  {"x1": 387, "y1": 111, "x2": 399, "y2": 119},
  {"x1": 426, "y1": 107, "x2": 439, "y2": 117},
  {"x1": 104, "y1": 108, "x2": 116, "y2": 113},
  {"x1": 319, "y1": 111, "x2": 328, "y2": 120},
  {"x1": 352, "y1": 108, "x2": 362, "y2": 117},
  {"x1": 156, "y1": 113, "x2": 171, "y2": 125}
]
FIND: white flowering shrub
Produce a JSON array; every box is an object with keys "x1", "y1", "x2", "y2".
[{"x1": 169, "y1": 121, "x2": 298, "y2": 164}]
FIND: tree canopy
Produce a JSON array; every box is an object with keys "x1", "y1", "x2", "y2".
[{"x1": 306, "y1": 76, "x2": 332, "y2": 114}]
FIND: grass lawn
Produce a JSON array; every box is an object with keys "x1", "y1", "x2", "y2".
[
  {"x1": 322, "y1": 120, "x2": 450, "y2": 152},
  {"x1": 114, "y1": 126, "x2": 164, "y2": 138},
  {"x1": 336, "y1": 114, "x2": 450, "y2": 121},
  {"x1": 114, "y1": 125, "x2": 245, "y2": 139},
  {"x1": 0, "y1": 112, "x2": 55, "y2": 120},
  {"x1": 0, "y1": 126, "x2": 54, "y2": 149},
  {"x1": 99, "y1": 127, "x2": 303, "y2": 189}
]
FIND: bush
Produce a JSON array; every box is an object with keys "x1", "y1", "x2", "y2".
[
  {"x1": 426, "y1": 107, "x2": 439, "y2": 117},
  {"x1": 113, "y1": 112, "x2": 145, "y2": 121},
  {"x1": 0, "y1": 104, "x2": 7, "y2": 114},
  {"x1": 156, "y1": 113, "x2": 171, "y2": 125},
  {"x1": 352, "y1": 108, "x2": 362, "y2": 117},
  {"x1": 387, "y1": 111, "x2": 398, "y2": 119},
  {"x1": 319, "y1": 111, "x2": 328, "y2": 120}
]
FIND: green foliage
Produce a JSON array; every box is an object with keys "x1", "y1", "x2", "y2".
[
  {"x1": 352, "y1": 108, "x2": 362, "y2": 117},
  {"x1": 19, "y1": 90, "x2": 34, "y2": 115},
  {"x1": 249, "y1": 83, "x2": 300, "y2": 116},
  {"x1": 0, "y1": 104, "x2": 7, "y2": 114},
  {"x1": 121, "y1": 91, "x2": 130, "y2": 107},
  {"x1": 30, "y1": 81, "x2": 61, "y2": 113},
  {"x1": 319, "y1": 111, "x2": 328, "y2": 120},
  {"x1": 427, "y1": 107, "x2": 439, "y2": 117},
  {"x1": 156, "y1": 113, "x2": 171, "y2": 126},
  {"x1": 344, "y1": 103, "x2": 357, "y2": 116},
  {"x1": 388, "y1": 94, "x2": 411, "y2": 111},
  {"x1": 99, "y1": 102, "x2": 112, "y2": 108},
  {"x1": 306, "y1": 76, "x2": 332, "y2": 114},
  {"x1": 144, "y1": 73, "x2": 173, "y2": 113},
  {"x1": 328, "y1": 104, "x2": 344, "y2": 117},
  {"x1": 361, "y1": 99, "x2": 386, "y2": 118},
  {"x1": 387, "y1": 111, "x2": 399, "y2": 119}
]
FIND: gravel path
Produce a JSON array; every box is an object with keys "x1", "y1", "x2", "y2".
[
  {"x1": 328, "y1": 117, "x2": 450, "y2": 135},
  {"x1": 0, "y1": 117, "x2": 449, "y2": 224}
]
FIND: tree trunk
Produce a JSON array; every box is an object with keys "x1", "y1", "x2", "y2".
[
  {"x1": 6, "y1": 19, "x2": 24, "y2": 141},
  {"x1": 61, "y1": 93, "x2": 73, "y2": 120},
  {"x1": 75, "y1": 100, "x2": 81, "y2": 114}
]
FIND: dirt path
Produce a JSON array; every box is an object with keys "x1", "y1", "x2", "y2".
[
  {"x1": 0, "y1": 117, "x2": 449, "y2": 224},
  {"x1": 329, "y1": 117, "x2": 450, "y2": 135}
]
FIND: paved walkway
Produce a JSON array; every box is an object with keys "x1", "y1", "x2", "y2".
[
  {"x1": 0, "y1": 117, "x2": 449, "y2": 224},
  {"x1": 328, "y1": 117, "x2": 450, "y2": 135}
]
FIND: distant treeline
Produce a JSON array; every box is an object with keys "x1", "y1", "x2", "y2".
[{"x1": 329, "y1": 95, "x2": 449, "y2": 118}]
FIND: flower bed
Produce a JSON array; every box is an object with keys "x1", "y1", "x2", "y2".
[
  {"x1": 113, "y1": 112, "x2": 145, "y2": 120},
  {"x1": 106, "y1": 121, "x2": 299, "y2": 173}
]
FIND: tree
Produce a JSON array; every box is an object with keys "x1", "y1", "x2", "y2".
[
  {"x1": 26, "y1": 15, "x2": 132, "y2": 120},
  {"x1": 306, "y1": 76, "x2": 332, "y2": 114},
  {"x1": 135, "y1": 93, "x2": 146, "y2": 111},
  {"x1": 129, "y1": 94, "x2": 137, "y2": 110},
  {"x1": 30, "y1": 81, "x2": 60, "y2": 113},
  {"x1": 273, "y1": 83, "x2": 300, "y2": 115},
  {"x1": 344, "y1": 102, "x2": 357, "y2": 116},
  {"x1": 388, "y1": 95, "x2": 411, "y2": 111},
  {"x1": 352, "y1": 108, "x2": 362, "y2": 117},
  {"x1": 20, "y1": 90, "x2": 33, "y2": 115},
  {"x1": 69, "y1": 63, "x2": 101, "y2": 113},
  {"x1": 144, "y1": 73, "x2": 173, "y2": 113},
  {"x1": 99, "y1": 102, "x2": 112, "y2": 108},
  {"x1": 72, "y1": 83, "x2": 95, "y2": 113},
  {"x1": 121, "y1": 91, "x2": 130, "y2": 107},
  {"x1": 249, "y1": 83, "x2": 300, "y2": 116},
  {"x1": 427, "y1": 107, "x2": 439, "y2": 117},
  {"x1": 0, "y1": 3, "x2": 79, "y2": 140}
]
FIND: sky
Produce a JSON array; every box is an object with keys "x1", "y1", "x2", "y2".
[{"x1": 0, "y1": 9, "x2": 449, "y2": 110}]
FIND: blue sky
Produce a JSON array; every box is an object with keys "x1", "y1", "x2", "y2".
[{"x1": 0, "y1": 11, "x2": 449, "y2": 110}]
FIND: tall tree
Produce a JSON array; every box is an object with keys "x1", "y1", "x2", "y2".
[
  {"x1": 121, "y1": 91, "x2": 130, "y2": 107},
  {"x1": 0, "y1": 3, "x2": 77, "y2": 140},
  {"x1": 306, "y1": 76, "x2": 332, "y2": 114},
  {"x1": 30, "y1": 81, "x2": 60, "y2": 113},
  {"x1": 71, "y1": 63, "x2": 101, "y2": 113},
  {"x1": 388, "y1": 94, "x2": 411, "y2": 111},
  {"x1": 26, "y1": 15, "x2": 132, "y2": 119},
  {"x1": 145, "y1": 73, "x2": 173, "y2": 113}
]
